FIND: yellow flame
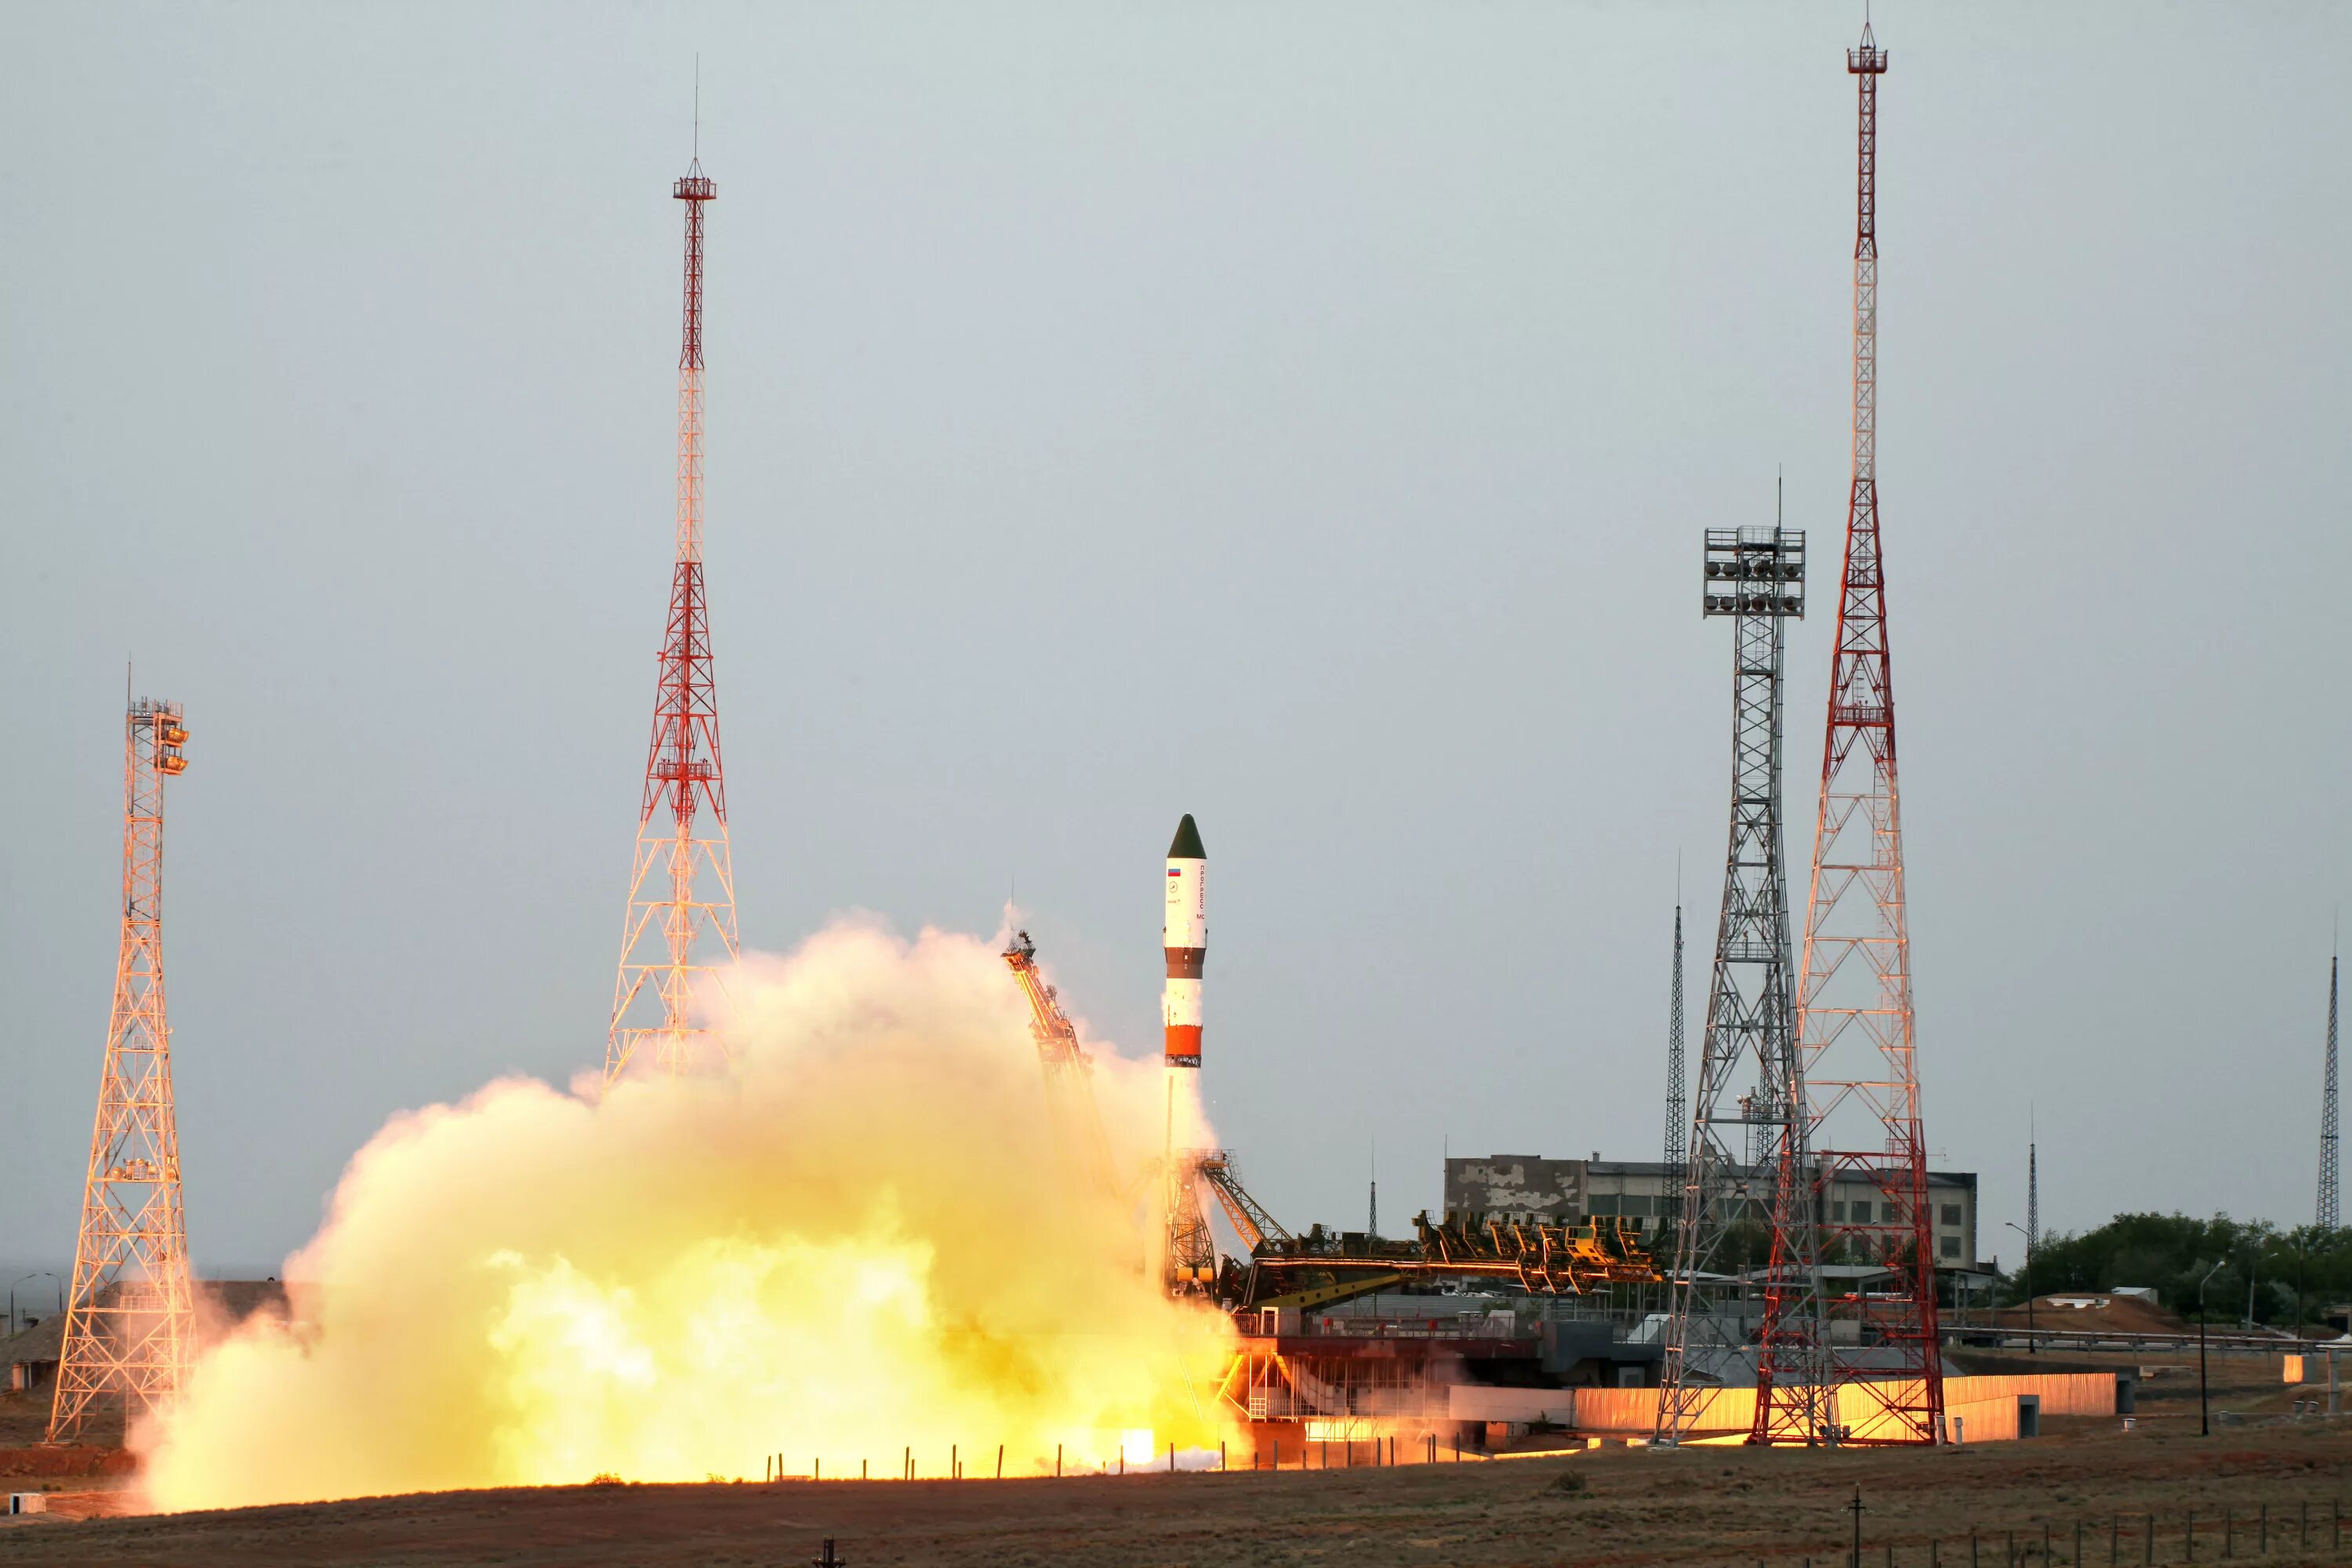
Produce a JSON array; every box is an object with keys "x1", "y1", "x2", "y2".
[{"x1": 136, "y1": 920, "x2": 1235, "y2": 1508}]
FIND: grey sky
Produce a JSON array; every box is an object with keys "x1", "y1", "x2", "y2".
[{"x1": 2, "y1": 3, "x2": 2347, "y2": 1279}]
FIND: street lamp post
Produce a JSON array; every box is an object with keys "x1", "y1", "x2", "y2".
[
  {"x1": 2198, "y1": 1258, "x2": 2228, "y2": 1438},
  {"x1": 2005, "y1": 1221, "x2": 2037, "y2": 1356},
  {"x1": 5, "y1": 1273, "x2": 60, "y2": 1339}
]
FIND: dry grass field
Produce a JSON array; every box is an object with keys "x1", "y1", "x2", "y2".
[{"x1": 0, "y1": 1350, "x2": 2342, "y2": 1567}]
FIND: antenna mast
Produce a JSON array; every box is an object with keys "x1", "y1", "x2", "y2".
[
  {"x1": 1662, "y1": 902, "x2": 1688, "y2": 1178},
  {"x1": 605, "y1": 147, "x2": 740, "y2": 1081},
  {"x1": 2321, "y1": 947, "x2": 2340, "y2": 1229},
  {"x1": 1762, "y1": 16, "x2": 1947, "y2": 1447},
  {"x1": 49, "y1": 696, "x2": 196, "y2": 1441},
  {"x1": 2027, "y1": 1119, "x2": 2038, "y2": 1261}
]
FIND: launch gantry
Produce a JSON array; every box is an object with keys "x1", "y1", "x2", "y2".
[{"x1": 1003, "y1": 931, "x2": 1120, "y2": 1200}]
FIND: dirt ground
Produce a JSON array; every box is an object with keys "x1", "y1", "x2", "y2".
[{"x1": 2, "y1": 1351, "x2": 2343, "y2": 1568}]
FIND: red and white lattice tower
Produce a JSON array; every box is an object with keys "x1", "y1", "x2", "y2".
[
  {"x1": 1756, "y1": 20, "x2": 1945, "y2": 1446},
  {"x1": 605, "y1": 157, "x2": 740, "y2": 1083},
  {"x1": 49, "y1": 697, "x2": 197, "y2": 1442}
]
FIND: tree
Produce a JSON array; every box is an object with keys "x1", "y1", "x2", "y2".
[{"x1": 1996, "y1": 1212, "x2": 2352, "y2": 1326}]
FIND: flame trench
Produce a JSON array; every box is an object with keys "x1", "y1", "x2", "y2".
[{"x1": 137, "y1": 923, "x2": 1233, "y2": 1510}]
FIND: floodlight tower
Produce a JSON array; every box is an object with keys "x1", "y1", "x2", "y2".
[
  {"x1": 605, "y1": 154, "x2": 741, "y2": 1082},
  {"x1": 1769, "y1": 20, "x2": 1945, "y2": 1447},
  {"x1": 1656, "y1": 515, "x2": 1819, "y2": 1447},
  {"x1": 2320, "y1": 949, "x2": 2339, "y2": 1229},
  {"x1": 49, "y1": 697, "x2": 196, "y2": 1443}
]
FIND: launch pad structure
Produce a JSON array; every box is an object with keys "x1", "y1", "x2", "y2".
[{"x1": 16, "y1": 13, "x2": 2005, "y2": 1479}]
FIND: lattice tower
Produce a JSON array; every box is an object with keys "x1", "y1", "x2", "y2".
[
  {"x1": 49, "y1": 698, "x2": 196, "y2": 1443},
  {"x1": 1663, "y1": 902, "x2": 1689, "y2": 1181},
  {"x1": 605, "y1": 158, "x2": 740, "y2": 1082},
  {"x1": 1004, "y1": 931, "x2": 1118, "y2": 1199},
  {"x1": 2322, "y1": 952, "x2": 2341, "y2": 1229},
  {"x1": 1656, "y1": 518, "x2": 1819, "y2": 1447},
  {"x1": 2027, "y1": 1134, "x2": 2038, "y2": 1263},
  {"x1": 1163, "y1": 1147, "x2": 1219, "y2": 1297},
  {"x1": 1761, "y1": 20, "x2": 1944, "y2": 1448}
]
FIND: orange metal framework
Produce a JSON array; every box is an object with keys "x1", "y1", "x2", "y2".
[
  {"x1": 1757, "y1": 21, "x2": 1945, "y2": 1447},
  {"x1": 606, "y1": 159, "x2": 740, "y2": 1082},
  {"x1": 1240, "y1": 1213, "x2": 1657, "y2": 1307},
  {"x1": 1002, "y1": 932, "x2": 1119, "y2": 1198},
  {"x1": 49, "y1": 698, "x2": 196, "y2": 1442},
  {"x1": 1164, "y1": 1150, "x2": 1221, "y2": 1297}
]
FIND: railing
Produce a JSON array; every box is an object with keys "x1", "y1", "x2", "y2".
[{"x1": 1944, "y1": 1323, "x2": 2319, "y2": 1355}]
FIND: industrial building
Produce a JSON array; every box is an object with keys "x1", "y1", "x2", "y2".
[{"x1": 1443, "y1": 1156, "x2": 1981, "y2": 1270}]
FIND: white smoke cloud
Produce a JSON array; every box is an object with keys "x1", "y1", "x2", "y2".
[{"x1": 136, "y1": 919, "x2": 1232, "y2": 1509}]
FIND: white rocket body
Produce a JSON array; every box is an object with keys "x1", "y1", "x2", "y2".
[
  {"x1": 1159, "y1": 813, "x2": 1215, "y2": 1289},
  {"x1": 1162, "y1": 816, "x2": 1206, "y2": 1069}
]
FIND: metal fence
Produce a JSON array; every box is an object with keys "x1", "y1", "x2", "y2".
[{"x1": 1737, "y1": 1498, "x2": 2347, "y2": 1567}]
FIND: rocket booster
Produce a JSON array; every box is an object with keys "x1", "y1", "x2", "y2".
[{"x1": 1162, "y1": 814, "x2": 1207, "y2": 1069}]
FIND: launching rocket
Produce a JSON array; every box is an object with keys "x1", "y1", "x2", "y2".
[
  {"x1": 1159, "y1": 812, "x2": 1218, "y2": 1293},
  {"x1": 1162, "y1": 814, "x2": 1206, "y2": 1069}
]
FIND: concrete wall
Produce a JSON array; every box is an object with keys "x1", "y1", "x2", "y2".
[
  {"x1": 1514, "y1": 1372, "x2": 2114, "y2": 1440},
  {"x1": 1970, "y1": 1371, "x2": 2119, "y2": 1417},
  {"x1": 1447, "y1": 1385, "x2": 1578, "y2": 1423}
]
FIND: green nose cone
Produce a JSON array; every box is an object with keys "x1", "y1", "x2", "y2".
[{"x1": 1167, "y1": 813, "x2": 1206, "y2": 859}]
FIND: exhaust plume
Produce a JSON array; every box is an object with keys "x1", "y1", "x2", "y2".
[{"x1": 137, "y1": 920, "x2": 1232, "y2": 1509}]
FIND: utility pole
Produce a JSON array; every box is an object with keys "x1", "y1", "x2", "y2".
[
  {"x1": 1657, "y1": 503, "x2": 1813, "y2": 1448},
  {"x1": 2005, "y1": 1218, "x2": 2036, "y2": 1356},
  {"x1": 606, "y1": 147, "x2": 741, "y2": 1081},
  {"x1": 1780, "y1": 15, "x2": 1943, "y2": 1448},
  {"x1": 50, "y1": 696, "x2": 196, "y2": 1442},
  {"x1": 2197, "y1": 1258, "x2": 2226, "y2": 1436}
]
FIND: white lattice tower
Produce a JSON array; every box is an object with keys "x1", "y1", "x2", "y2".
[{"x1": 49, "y1": 698, "x2": 197, "y2": 1443}]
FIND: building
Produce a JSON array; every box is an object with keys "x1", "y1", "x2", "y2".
[
  {"x1": 2, "y1": 1279, "x2": 289, "y2": 1397},
  {"x1": 1443, "y1": 1156, "x2": 1981, "y2": 1271}
]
